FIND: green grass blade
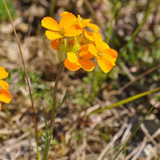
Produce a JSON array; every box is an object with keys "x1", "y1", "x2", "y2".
[
  {"x1": 106, "y1": 0, "x2": 120, "y2": 43},
  {"x1": 92, "y1": 87, "x2": 160, "y2": 114},
  {"x1": 121, "y1": 0, "x2": 159, "y2": 54},
  {"x1": 113, "y1": 102, "x2": 157, "y2": 160}
]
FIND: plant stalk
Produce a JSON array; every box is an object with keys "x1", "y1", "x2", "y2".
[
  {"x1": 2, "y1": 0, "x2": 41, "y2": 159},
  {"x1": 43, "y1": 63, "x2": 65, "y2": 160}
]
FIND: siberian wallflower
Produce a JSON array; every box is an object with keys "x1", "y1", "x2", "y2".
[
  {"x1": 64, "y1": 45, "x2": 95, "y2": 71},
  {"x1": 41, "y1": 11, "x2": 118, "y2": 73},
  {"x1": 41, "y1": 13, "x2": 83, "y2": 41},
  {"x1": 88, "y1": 33, "x2": 118, "y2": 73},
  {"x1": 60, "y1": 12, "x2": 99, "y2": 32},
  {"x1": 0, "y1": 67, "x2": 11, "y2": 110}
]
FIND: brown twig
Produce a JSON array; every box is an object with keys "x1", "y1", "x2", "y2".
[
  {"x1": 97, "y1": 124, "x2": 127, "y2": 160},
  {"x1": 107, "y1": 64, "x2": 160, "y2": 96},
  {"x1": 2, "y1": 0, "x2": 40, "y2": 159}
]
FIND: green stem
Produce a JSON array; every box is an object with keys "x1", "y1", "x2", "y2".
[
  {"x1": 91, "y1": 87, "x2": 160, "y2": 114},
  {"x1": 113, "y1": 103, "x2": 156, "y2": 160},
  {"x1": 49, "y1": 0, "x2": 56, "y2": 17},
  {"x1": 121, "y1": 0, "x2": 158, "y2": 55},
  {"x1": 106, "y1": 0, "x2": 119, "y2": 44},
  {"x1": 43, "y1": 63, "x2": 65, "y2": 160}
]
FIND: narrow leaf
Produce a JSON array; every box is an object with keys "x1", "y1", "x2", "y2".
[{"x1": 92, "y1": 87, "x2": 160, "y2": 114}]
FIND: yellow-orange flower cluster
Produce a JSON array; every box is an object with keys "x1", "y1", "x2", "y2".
[
  {"x1": 0, "y1": 67, "x2": 11, "y2": 110},
  {"x1": 41, "y1": 11, "x2": 118, "y2": 73}
]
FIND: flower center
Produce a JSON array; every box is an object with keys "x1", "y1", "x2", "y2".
[
  {"x1": 97, "y1": 50, "x2": 103, "y2": 57},
  {"x1": 59, "y1": 27, "x2": 65, "y2": 35}
]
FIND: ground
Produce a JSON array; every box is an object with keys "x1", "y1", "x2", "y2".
[{"x1": 0, "y1": 0, "x2": 160, "y2": 160}]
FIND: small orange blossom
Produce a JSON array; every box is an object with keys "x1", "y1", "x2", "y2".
[
  {"x1": 88, "y1": 33, "x2": 118, "y2": 73},
  {"x1": 64, "y1": 45, "x2": 95, "y2": 71},
  {"x1": 41, "y1": 13, "x2": 83, "y2": 41},
  {"x1": 41, "y1": 11, "x2": 118, "y2": 73},
  {"x1": 0, "y1": 67, "x2": 11, "y2": 110}
]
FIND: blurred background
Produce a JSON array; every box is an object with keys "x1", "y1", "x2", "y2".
[{"x1": 0, "y1": 0, "x2": 160, "y2": 159}]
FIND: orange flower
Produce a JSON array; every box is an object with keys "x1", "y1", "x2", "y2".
[
  {"x1": 41, "y1": 13, "x2": 83, "y2": 41},
  {"x1": 64, "y1": 45, "x2": 95, "y2": 71},
  {"x1": 61, "y1": 12, "x2": 99, "y2": 32},
  {"x1": 88, "y1": 33, "x2": 118, "y2": 73},
  {"x1": 41, "y1": 12, "x2": 118, "y2": 73},
  {"x1": 0, "y1": 67, "x2": 11, "y2": 110},
  {"x1": 0, "y1": 89, "x2": 11, "y2": 110},
  {"x1": 50, "y1": 39, "x2": 60, "y2": 50},
  {"x1": 0, "y1": 67, "x2": 9, "y2": 90}
]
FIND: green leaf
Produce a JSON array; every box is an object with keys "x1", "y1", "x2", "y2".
[{"x1": 91, "y1": 87, "x2": 160, "y2": 114}]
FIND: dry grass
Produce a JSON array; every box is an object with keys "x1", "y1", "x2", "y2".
[{"x1": 0, "y1": 0, "x2": 160, "y2": 159}]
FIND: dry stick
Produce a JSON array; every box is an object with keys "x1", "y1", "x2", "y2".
[
  {"x1": 121, "y1": 123, "x2": 132, "y2": 144},
  {"x1": 140, "y1": 123, "x2": 160, "y2": 148},
  {"x1": 2, "y1": 0, "x2": 40, "y2": 160},
  {"x1": 119, "y1": 0, "x2": 159, "y2": 81},
  {"x1": 126, "y1": 128, "x2": 160, "y2": 160},
  {"x1": 81, "y1": 137, "x2": 87, "y2": 160},
  {"x1": 118, "y1": 64, "x2": 160, "y2": 93},
  {"x1": 97, "y1": 124, "x2": 127, "y2": 160},
  {"x1": 131, "y1": 137, "x2": 147, "y2": 160},
  {"x1": 113, "y1": 103, "x2": 156, "y2": 160},
  {"x1": 43, "y1": 63, "x2": 65, "y2": 160},
  {"x1": 126, "y1": 145, "x2": 140, "y2": 160},
  {"x1": 108, "y1": 64, "x2": 160, "y2": 96}
]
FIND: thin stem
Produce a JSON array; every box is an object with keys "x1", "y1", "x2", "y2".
[
  {"x1": 91, "y1": 87, "x2": 160, "y2": 114},
  {"x1": 106, "y1": 0, "x2": 119, "y2": 44},
  {"x1": 49, "y1": 0, "x2": 56, "y2": 17},
  {"x1": 2, "y1": 0, "x2": 40, "y2": 159},
  {"x1": 43, "y1": 63, "x2": 65, "y2": 160},
  {"x1": 121, "y1": 0, "x2": 158, "y2": 54},
  {"x1": 119, "y1": 0, "x2": 158, "y2": 82},
  {"x1": 113, "y1": 102, "x2": 156, "y2": 160}
]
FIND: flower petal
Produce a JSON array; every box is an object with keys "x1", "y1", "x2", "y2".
[
  {"x1": 81, "y1": 19, "x2": 91, "y2": 27},
  {"x1": 84, "y1": 30, "x2": 94, "y2": 42},
  {"x1": 45, "y1": 31, "x2": 62, "y2": 40},
  {"x1": 41, "y1": 17, "x2": 60, "y2": 31},
  {"x1": 80, "y1": 45, "x2": 94, "y2": 59},
  {"x1": 87, "y1": 23, "x2": 99, "y2": 32},
  {"x1": 88, "y1": 44, "x2": 98, "y2": 57},
  {"x1": 93, "y1": 32, "x2": 104, "y2": 50},
  {"x1": 0, "y1": 89, "x2": 11, "y2": 104},
  {"x1": 60, "y1": 12, "x2": 77, "y2": 28},
  {"x1": 78, "y1": 58, "x2": 95, "y2": 71},
  {"x1": 50, "y1": 39, "x2": 60, "y2": 50},
  {"x1": 64, "y1": 24, "x2": 83, "y2": 37},
  {"x1": 0, "y1": 67, "x2": 8, "y2": 80},
  {"x1": 97, "y1": 57, "x2": 113, "y2": 73},
  {"x1": 0, "y1": 80, "x2": 9, "y2": 89},
  {"x1": 103, "y1": 49, "x2": 118, "y2": 65},
  {"x1": 67, "y1": 52, "x2": 78, "y2": 63},
  {"x1": 64, "y1": 59, "x2": 81, "y2": 71}
]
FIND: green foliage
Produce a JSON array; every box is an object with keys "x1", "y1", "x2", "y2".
[
  {"x1": 41, "y1": 109, "x2": 52, "y2": 160},
  {"x1": 56, "y1": 91, "x2": 68, "y2": 113},
  {"x1": 74, "y1": 129, "x2": 84, "y2": 141},
  {"x1": 100, "y1": 126, "x2": 109, "y2": 141},
  {"x1": 113, "y1": 104, "x2": 155, "y2": 159},
  {"x1": 14, "y1": 68, "x2": 53, "y2": 109},
  {"x1": 0, "y1": 0, "x2": 15, "y2": 21},
  {"x1": 73, "y1": 68, "x2": 114, "y2": 107},
  {"x1": 92, "y1": 87, "x2": 160, "y2": 114}
]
